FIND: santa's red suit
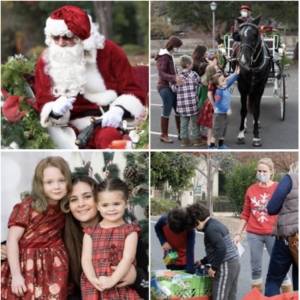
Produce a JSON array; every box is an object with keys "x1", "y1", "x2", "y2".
[{"x1": 35, "y1": 6, "x2": 145, "y2": 149}]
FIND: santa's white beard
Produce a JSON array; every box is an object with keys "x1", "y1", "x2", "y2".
[{"x1": 46, "y1": 43, "x2": 87, "y2": 98}]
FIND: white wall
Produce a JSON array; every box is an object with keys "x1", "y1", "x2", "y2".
[{"x1": 1, "y1": 151, "x2": 145, "y2": 241}]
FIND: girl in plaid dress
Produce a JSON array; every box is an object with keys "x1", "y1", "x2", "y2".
[{"x1": 81, "y1": 178, "x2": 142, "y2": 300}]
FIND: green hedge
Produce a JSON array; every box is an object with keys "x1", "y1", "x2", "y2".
[{"x1": 151, "y1": 198, "x2": 180, "y2": 216}]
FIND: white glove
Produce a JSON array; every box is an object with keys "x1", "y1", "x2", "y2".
[
  {"x1": 52, "y1": 97, "x2": 76, "y2": 116},
  {"x1": 101, "y1": 106, "x2": 124, "y2": 128}
]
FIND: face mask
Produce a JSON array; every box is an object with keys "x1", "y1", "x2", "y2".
[
  {"x1": 222, "y1": 84, "x2": 227, "y2": 89},
  {"x1": 257, "y1": 174, "x2": 270, "y2": 182},
  {"x1": 173, "y1": 48, "x2": 179, "y2": 53},
  {"x1": 241, "y1": 11, "x2": 248, "y2": 18}
]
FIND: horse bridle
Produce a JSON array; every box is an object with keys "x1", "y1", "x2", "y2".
[{"x1": 238, "y1": 22, "x2": 263, "y2": 68}]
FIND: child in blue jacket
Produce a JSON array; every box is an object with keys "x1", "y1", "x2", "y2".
[{"x1": 209, "y1": 66, "x2": 240, "y2": 149}]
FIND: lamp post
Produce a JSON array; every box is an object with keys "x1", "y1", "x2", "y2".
[{"x1": 210, "y1": 2, "x2": 217, "y2": 54}]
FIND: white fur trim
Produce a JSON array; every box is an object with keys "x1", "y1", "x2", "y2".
[
  {"x1": 83, "y1": 62, "x2": 117, "y2": 106},
  {"x1": 83, "y1": 17, "x2": 105, "y2": 63},
  {"x1": 47, "y1": 126, "x2": 78, "y2": 149},
  {"x1": 110, "y1": 94, "x2": 145, "y2": 125},
  {"x1": 45, "y1": 18, "x2": 69, "y2": 37},
  {"x1": 40, "y1": 101, "x2": 70, "y2": 127},
  {"x1": 69, "y1": 116, "x2": 93, "y2": 132}
]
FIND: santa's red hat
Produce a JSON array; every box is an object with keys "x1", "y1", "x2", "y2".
[
  {"x1": 44, "y1": 6, "x2": 91, "y2": 41},
  {"x1": 240, "y1": 4, "x2": 251, "y2": 11}
]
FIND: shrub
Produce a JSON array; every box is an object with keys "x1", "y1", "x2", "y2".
[
  {"x1": 121, "y1": 44, "x2": 145, "y2": 56},
  {"x1": 225, "y1": 161, "x2": 258, "y2": 214},
  {"x1": 151, "y1": 198, "x2": 179, "y2": 216}
]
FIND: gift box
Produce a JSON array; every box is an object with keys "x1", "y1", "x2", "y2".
[{"x1": 163, "y1": 249, "x2": 179, "y2": 265}]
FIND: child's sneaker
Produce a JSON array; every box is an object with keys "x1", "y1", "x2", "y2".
[
  {"x1": 208, "y1": 146, "x2": 216, "y2": 149},
  {"x1": 217, "y1": 145, "x2": 230, "y2": 149}
]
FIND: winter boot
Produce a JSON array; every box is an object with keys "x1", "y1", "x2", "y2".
[{"x1": 160, "y1": 116, "x2": 173, "y2": 143}]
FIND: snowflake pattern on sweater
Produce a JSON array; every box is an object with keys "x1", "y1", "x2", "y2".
[{"x1": 250, "y1": 192, "x2": 271, "y2": 223}]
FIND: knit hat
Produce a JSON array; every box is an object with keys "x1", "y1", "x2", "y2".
[
  {"x1": 241, "y1": 5, "x2": 251, "y2": 11},
  {"x1": 44, "y1": 6, "x2": 91, "y2": 41}
]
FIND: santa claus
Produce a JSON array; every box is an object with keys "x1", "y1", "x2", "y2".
[{"x1": 35, "y1": 5, "x2": 146, "y2": 149}]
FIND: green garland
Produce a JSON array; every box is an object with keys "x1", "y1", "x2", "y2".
[
  {"x1": 134, "y1": 108, "x2": 149, "y2": 149},
  {"x1": 1, "y1": 54, "x2": 57, "y2": 149}
]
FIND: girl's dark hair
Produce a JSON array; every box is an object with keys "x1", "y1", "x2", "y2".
[
  {"x1": 96, "y1": 178, "x2": 133, "y2": 200},
  {"x1": 165, "y1": 36, "x2": 183, "y2": 51},
  {"x1": 186, "y1": 203, "x2": 210, "y2": 228},
  {"x1": 167, "y1": 207, "x2": 188, "y2": 234},
  {"x1": 96, "y1": 178, "x2": 136, "y2": 223},
  {"x1": 192, "y1": 45, "x2": 208, "y2": 76},
  {"x1": 63, "y1": 175, "x2": 100, "y2": 288},
  {"x1": 192, "y1": 45, "x2": 207, "y2": 62}
]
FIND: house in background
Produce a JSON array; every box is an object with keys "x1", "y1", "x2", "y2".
[{"x1": 151, "y1": 160, "x2": 220, "y2": 207}]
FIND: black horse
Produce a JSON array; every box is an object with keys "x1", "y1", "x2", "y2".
[{"x1": 233, "y1": 16, "x2": 271, "y2": 147}]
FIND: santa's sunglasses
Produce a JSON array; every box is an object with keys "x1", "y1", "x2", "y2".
[{"x1": 52, "y1": 35, "x2": 74, "y2": 41}]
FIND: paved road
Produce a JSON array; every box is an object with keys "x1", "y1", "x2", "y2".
[
  {"x1": 150, "y1": 221, "x2": 292, "y2": 300},
  {"x1": 150, "y1": 64, "x2": 298, "y2": 150}
]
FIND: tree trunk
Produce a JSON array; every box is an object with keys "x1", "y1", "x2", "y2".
[{"x1": 93, "y1": 1, "x2": 114, "y2": 39}]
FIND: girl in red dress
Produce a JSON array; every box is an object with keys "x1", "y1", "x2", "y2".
[
  {"x1": 1, "y1": 156, "x2": 72, "y2": 299},
  {"x1": 81, "y1": 178, "x2": 142, "y2": 300},
  {"x1": 197, "y1": 65, "x2": 218, "y2": 147}
]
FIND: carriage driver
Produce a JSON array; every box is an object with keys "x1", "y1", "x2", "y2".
[{"x1": 232, "y1": 5, "x2": 253, "y2": 42}]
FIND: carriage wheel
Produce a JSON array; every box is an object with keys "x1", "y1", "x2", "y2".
[{"x1": 279, "y1": 75, "x2": 286, "y2": 121}]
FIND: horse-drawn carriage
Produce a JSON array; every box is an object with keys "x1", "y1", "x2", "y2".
[{"x1": 218, "y1": 16, "x2": 288, "y2": 146}]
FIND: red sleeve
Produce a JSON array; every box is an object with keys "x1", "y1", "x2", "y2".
[
  {"x1": 127, "y1": 224, "x2": 141, "y2": 237},
  {"x1": 8, "y1": 199, "x2": 32, "y2": 229},
  {"x1": 208, "y1": 83, "x2": 217, "y2": 93},
  {"x1": 83, "y1": 225, "x2": 96, "y2": 236},
  {"x1": 240, "y1": 187, "x2": 252, "y2": 221},
  {"x1": 35, "y1": 52, "x2": 57, "y2": 114},
  {"x1": 97, "y1": 40, "x2": 145, "y2": 106}
]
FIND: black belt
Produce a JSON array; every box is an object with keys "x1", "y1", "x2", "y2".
[{"x1": 72, "y1": 106, "x2": 109, "y2": 118}]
